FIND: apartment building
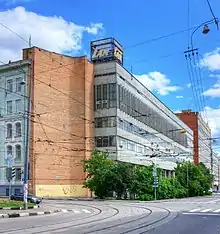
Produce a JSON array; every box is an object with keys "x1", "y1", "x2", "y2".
[
  {"x1": 0, "y1": 47, "x2": 94, "y2": 197},
  {"x1": 92, "y1": 38, "x2": 194, "y2": 174},
  {"x1": 0, "y1": 60, "x2": 30, "y2": 195}
]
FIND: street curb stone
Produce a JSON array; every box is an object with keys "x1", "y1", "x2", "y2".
[
  {"x1": 0, "y1": 205, "x2": 40, "y2": 210},
  {"x1": 0, "y1": 208, "x2": 92, "y2": 219},
  {"x1": 0, "y1": 209, "x2": 61, "y2": 219}
]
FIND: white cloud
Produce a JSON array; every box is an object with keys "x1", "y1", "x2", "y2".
[
  {"x1": 202, "y1": 107, "x2": 220, "y2": 136},
  {"x1": 135, "y1": 71, "x2": 180, "y2": 96},
  {"x1": 203, "y1": 81, "x2": 220, "y2": 98},
  {"x1": 176, "y1": 95, "x2": 183, "y2": 99},
  {"x1": 0, "y1": 7, "x2": 103, "y2": 62},
  {"x1": 200, "y1": 48, "x2": 220, "y2": 71},
  {"x1": 173, "y1": 109, "x2": 181, "y2": 113},
  {"x1": 186, "y1": 83, "x2": 191, "y2": 88}
]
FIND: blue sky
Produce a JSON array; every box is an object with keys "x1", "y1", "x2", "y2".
[{"x1": 0, "y1": 0, "x2": 220, "y2": 141}]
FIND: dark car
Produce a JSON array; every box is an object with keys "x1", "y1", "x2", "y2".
[{"x1": 10, "y1": 194, "x2": 42, "y2": 204}]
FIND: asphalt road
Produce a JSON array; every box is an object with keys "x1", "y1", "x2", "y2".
[
  {"x1": 148, "y1": 213, "x2": 220, "y2": 234},
  {"x1": 1, "y1": 195, "x2": 220, "y2": 233}
]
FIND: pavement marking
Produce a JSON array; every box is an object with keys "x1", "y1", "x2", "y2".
[
  {"x1": 213, "y1": 209, "x2": 220, "y2": 213},
  {"x1": 201, "y1": 209, "x2": 212, "y2": 212},
  {"x1": 72, "y1": 209, "x2": 80, "y2": 214},
  {"x1": 183, "y1": 212, "x2": 220, "y2": 216},
  {"x1": 61, "y1": 209, "x2": 68, "y2": 213},
  {"x1": 82, "y1": 209, "x2": 91, "y2": 213},
  {"x1": 189, "y1": 208, "x2": 201, "y2": 212}
]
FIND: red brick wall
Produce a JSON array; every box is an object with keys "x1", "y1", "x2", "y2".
[
  {"x1": 23, "y1": 47, "x2": 94, "y2": 195},
  {"x1": 176, "y1": 112, "x2": 199, "y2": 164}
]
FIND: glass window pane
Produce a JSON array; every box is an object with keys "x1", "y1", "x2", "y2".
[
  {"x1": 15, "y1": 122, "x2": 21, "y2": 137},
  {"x1": 15, "y1": 145, "x2": 21, "y2": 159},
  {"x1": 7, "y1": 79, "x2": 13, "y2": 92},
  {"x1": 15, "y1": 99, "x2": 22, "y2": 113},
  {"x1": 96, "y1": 137, "x2": 102, "y2": 147},
  {"x1": 7, "y1": 101, "x2": 12, "y2": 114},
  {"x1": 109, "y1": 136, "x2": 116, "y2": 146},
  {"x1": 103, "y1": 136, "x2": 108, "y2": 147},
  {"x1": 7, "y1": 145, "x2": 12, "y2": 156},
  {"x1": 7, "y1": 124, "x2": 12, "y2": 138},
  {"x1": 15, "y1": 168, "x2": 21, "y2": 180},
  {"x1": 16, "y1": 78, "x2": 22, "y2": 92}
]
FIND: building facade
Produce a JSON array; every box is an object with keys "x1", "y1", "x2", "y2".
[
  {"x1": 176, "y1": 110, "x2": 212, "y2": 168},
  {"x1": 0, "y1": 60, "x2": 30, "y2": 196},
  {"x1": 212, "y1": 151, "x2": 219, "y2": 189},
  {"x1": 92, "y1": 38, "x2": 194, "y2": 173},
  {"x1": 0, "y1": 47, "x2": 94, "y2": 197}
]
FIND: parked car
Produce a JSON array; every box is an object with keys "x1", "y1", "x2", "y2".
[{"x1": 10, "y1": 194, "x2": 42, "y2": 204}]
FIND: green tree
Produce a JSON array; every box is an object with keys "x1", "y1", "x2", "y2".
[
  {"x1": 83, "y1": 150, "x2": 116, "y2": 198},
  {"x1": 130, "y1": 165, "x2": 154, "y2": 199},
  {"x1": 175, "y1": 162, "x2": 213, "y2": 197},
  {"x1": 113, "y1": 162, "x2": 136, "y2": 199}
]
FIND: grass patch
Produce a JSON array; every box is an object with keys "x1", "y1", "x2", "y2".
[{"x1": 0, "y1": 199, "x2": 34, "y2": 208}]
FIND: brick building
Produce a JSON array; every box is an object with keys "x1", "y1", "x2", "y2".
[
  {"x1": 0, "y1": 47, "x2": 94, "y2": 197},
  {"x1": 176, "y1": 110, "x2": 211, "y2": 168}
]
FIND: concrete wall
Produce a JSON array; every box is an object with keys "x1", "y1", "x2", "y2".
[{"x1": 23, "y1": 47, "x2": 94, "y2": 197}]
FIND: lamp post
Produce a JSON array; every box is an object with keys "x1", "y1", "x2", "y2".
[{"x1": 190, "y1": 18, "x2": 218, "y2": 49}]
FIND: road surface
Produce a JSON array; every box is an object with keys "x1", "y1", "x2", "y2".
[{"x1": 1, "y1": 195, "x2": 220, "y2": 233}]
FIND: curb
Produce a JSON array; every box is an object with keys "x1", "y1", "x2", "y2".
[
  {"x1": 0, "y1": 209, "x2": 62, "y2": 219},
  {"x1": 0, "y1": 205, "x2": 40, "y2": 210},
  {"x1": 0, "y1": 208, "x2": 92, "y2": 219}
]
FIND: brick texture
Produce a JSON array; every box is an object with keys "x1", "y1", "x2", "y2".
[
  {"x1": 23, "y1": 47, "x2": 94, "y2": 195},
  {"x1": 176, "y1": 111, "x2": 199, "y2": 164}
]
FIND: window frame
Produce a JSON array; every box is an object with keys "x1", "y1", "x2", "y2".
[
  {"x1": 15, "y1": 122, "x2": 21, "y2": 137},
  {"x1": 6, "y1": 123, "x2": 12, "y2": 138}
]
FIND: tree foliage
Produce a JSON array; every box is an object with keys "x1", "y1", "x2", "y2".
[{"x1": 83, "y1": 151, "x2": 214, "y2": 200}]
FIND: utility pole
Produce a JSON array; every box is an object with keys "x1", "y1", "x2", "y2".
[
  {"x1": 23, "y1": 36, "x2": 33, "y2": 210},
  {"x1": 186, "y1": 163, "x2": 189, "y2": 197}
]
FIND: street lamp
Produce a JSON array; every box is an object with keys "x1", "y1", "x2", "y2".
[{"x1": 190, "y1": 18, "x2": 219, "y2": 49}]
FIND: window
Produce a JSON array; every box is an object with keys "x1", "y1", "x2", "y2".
[
  {"x1": 5, "y1": 188, "x2": 9, "y2": 196},
  {"x1": 6, "y1": 123, "x2": 12, "y2": 138},
  {"x1": 96, "y1": 137, "x2": 102, "y2": 147},
  {"x1": 14, "y1": 188, "x2": 20, "y2": 195},
  {"x1": 7, "y1": 145, "x2": 12, "y2": 157},
  {"x1": 15, "y1": 122, "x2": 21, "y2": 137},
  {"x1": 95, "y1": 117, "x2": 116, "y2": 128},
  {"x1": 15, "y1": 145, "x2": 21, "y2": 159},
  {"x1": 16, "y1": 78, "x2": 22, "y2": 92},
  {"x1": 109, "y1": 83, "x2": 116, "y2": 108},
  {"x1": 15, "y1": 168, "x2": 22, "y2": 180},
  {"x1": 6, "y1": 101, "x2": 12, "y2": 114},
  {"x1": 95, "y1": 136, "x2": 116, "y2": 147},
  {"x1": 6, "y1": 79, "x2": 13, "y2": 92},
  {"x1": 15, "y1": 99, "x2": 22, "y2": 113},
  {"x1": 102, "y1": 136, "x2": 108, "y2": 147},
  {"x1": 109, "y1": 136, "x2": 116, "y2": 146}
]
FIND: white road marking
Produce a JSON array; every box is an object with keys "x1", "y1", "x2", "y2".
[
  {"x1": 201, "y1": 209, "x2": 212, "y2": 212},
  {"x1": 82, "y1": 209, "x2": 91, "y2": 213},
  {"x1": 61, "y1": 209, "x2": 68, "y2": 213},
  {"x1": 213, "y1": 209, "x2": 220, "y2": 213},
  {"x1": 183, "y1": 212, "x2": 220, "y2": 216},
  {"x1": 72, "y1": 209, "x2": 80, "y2": 214},
  {"x1": 189, "y1": 208, "x2": 201, "y2": 212}
]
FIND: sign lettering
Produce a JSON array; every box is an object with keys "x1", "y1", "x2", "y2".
[
  {"x1": 91, "y1": 38, "x2": 123, "y2": 65},
  {"x1": 92, "y1": 47, "x2": 112, "y2": 60}
]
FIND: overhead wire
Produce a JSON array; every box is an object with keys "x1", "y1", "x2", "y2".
[{"x1": 0, "y1": 20, "x2": 214, "y2": 158}]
